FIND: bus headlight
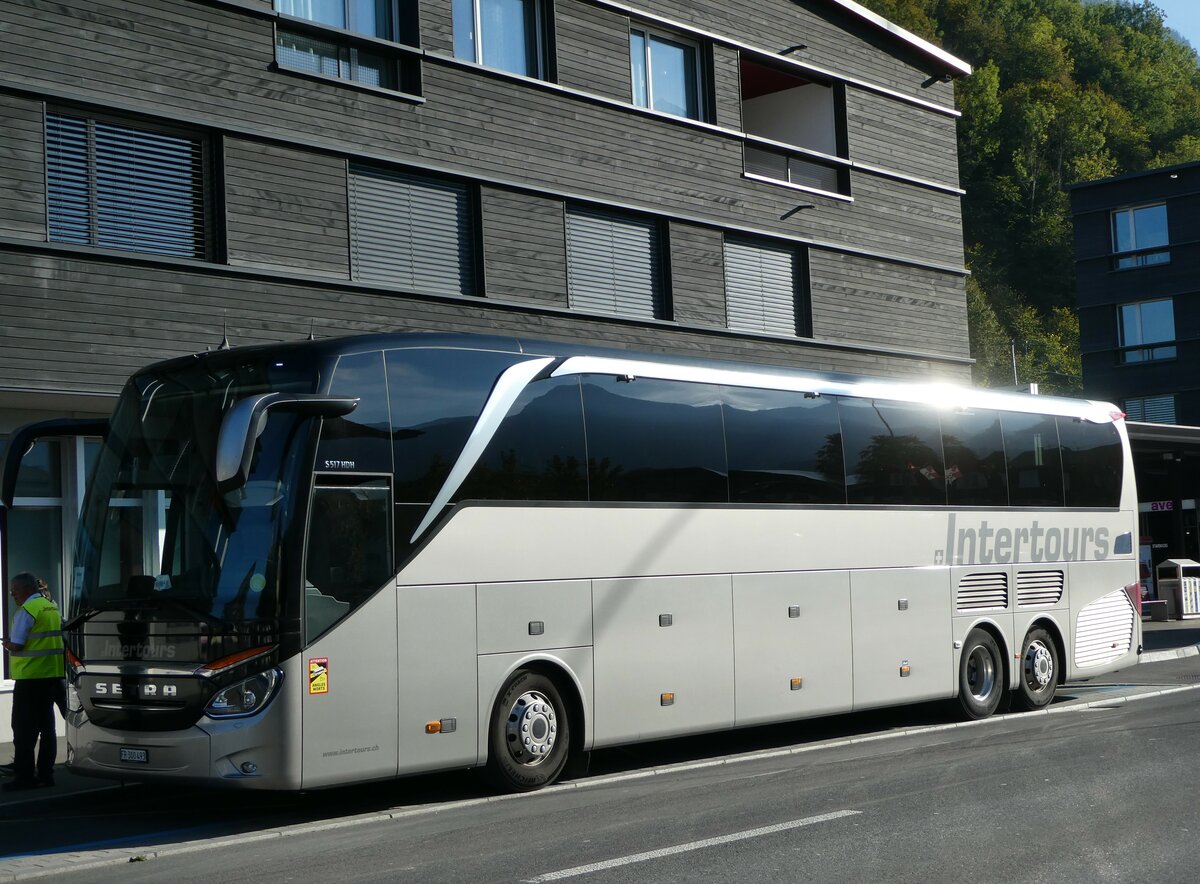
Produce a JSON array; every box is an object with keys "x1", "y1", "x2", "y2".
[{"x1": 205, "y1": 668, "x2": 282, "y2": 718}]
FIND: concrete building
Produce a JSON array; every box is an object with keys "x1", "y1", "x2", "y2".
[{"x1": 0, "y1": 0, "x2": 971, "y2": 732}]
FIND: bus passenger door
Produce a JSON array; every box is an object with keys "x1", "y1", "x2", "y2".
[{"x1": 300, "y1": 476, "x2": 400, "y2": 788}]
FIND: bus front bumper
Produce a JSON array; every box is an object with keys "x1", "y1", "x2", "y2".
[{"x1": 65, "y1": 703, "x2": 298, "y2": 789}]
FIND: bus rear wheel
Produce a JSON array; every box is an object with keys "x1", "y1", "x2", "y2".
[
  {"x1": 1014, "y1": 627, "x2": 1059, "y2": 711},
  {"x1": 958, "y1": 629, "x2": 1004, "y2": 720},
  {"x1": 486, "y1": 669, "x2": 571, "y2": 793}
]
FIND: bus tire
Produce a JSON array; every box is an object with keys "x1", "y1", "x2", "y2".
[
  {"x1": 958, "y1": 629, "x2": 1003, "y2": 720},
  {"x1": 486, "y1": 669, "x2": 571, "y2": 793},
  {"x1": 1014, "y1": 627, "x2": 1059, "y2": 711}
]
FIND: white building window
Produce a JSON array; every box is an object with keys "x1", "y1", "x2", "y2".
[
  {"x1": 630, "y1": 27, "x2": 704, "y2": 120},
  {"x1": 453, "y1": 0, "x2": 548, "y2": 79}
]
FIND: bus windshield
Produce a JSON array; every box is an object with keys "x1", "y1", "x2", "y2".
[{"x1": 71, "y1": 355, "x2": 319, "y2": 629}]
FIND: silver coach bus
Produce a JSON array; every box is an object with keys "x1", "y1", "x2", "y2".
[{"x1": 1, "y1": 332, "x2": 1142, "y2": 791}]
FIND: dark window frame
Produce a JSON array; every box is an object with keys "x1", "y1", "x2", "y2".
[
  {"x1": 44, "y1": 107, "x2": 214, "y2": 260},
  {"x1": 723, "y1": 234, "x2": 812, "y2": 338},
  {"x1": 452, "y1": 0, "x2": 555, "y2": 81}
]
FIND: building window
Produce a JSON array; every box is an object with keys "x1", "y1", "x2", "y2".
[
  {"x1": 1124, "y1": 395, "x2": 1176, "y2": 424},
  {"x1": 630, "y1": 27, "x2": 704, "y2": 120},
  {"x1": 1118, "y1": 299, "x2": 1176, "y2": 363},
  {"x1": 1112, "y1": 204, "x2": 1169, "y2": 269},
  {"x1": 453, "y1": 0, "x2": 549, "y2": 79},
  {"x1": 566, "y1": 207, "x2": 665, "y2": 319},
  {"x1": 740, "y1": 57, "x2": 848, "y2": 195},
  {"x1": 276, "y1": 30, "x2": 399, "y2": 89},
  {"x1": 275, "y1": 0, "x2": 412, "y2": 42},
  {"x1": 349, "y1": 164, "x2": 477, "y2": 296},
  {"x1": 274, "y1": 2, "x2": 420, "y2": 92},
  {"x1": 723, "y1": 237, "x2": 811, "y2": 336},
  {"x1": 46, "y1": 113, "x2": 208, "y2": 259}
]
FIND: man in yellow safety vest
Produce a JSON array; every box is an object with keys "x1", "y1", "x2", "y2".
[{"x1": 3, "y1": 572, "x2": 65, "y2": 790}]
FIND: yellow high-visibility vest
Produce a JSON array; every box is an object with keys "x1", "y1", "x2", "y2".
[{"x1": 10, "y1": 594, "x2": 65, "y2": 680}]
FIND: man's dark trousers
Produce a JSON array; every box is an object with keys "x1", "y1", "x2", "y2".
[{"x1": 11, "y1": 677, "x2": 59, "y2": 783}]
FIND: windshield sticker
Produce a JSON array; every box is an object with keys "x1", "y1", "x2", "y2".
[
  {"x1": 154, "y1": 574, "x2": 172, "y2": 591},
  {"x1": 309, "y1": 657, "x2": 329, "y2": 695},
  {"x1": 249, "y1": 573, "x2": 266, "y2": 593}
]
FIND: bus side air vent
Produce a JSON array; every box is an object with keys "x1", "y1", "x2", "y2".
[
  {"x1": 956, "y1": 572, "x2": 1008, "y2": 612},
  {"x1": 1074, "y1": 589, "x2": 1135, "y2": 668},
  {"x1": 1017, "y1": 570, "x2": 1065, "y2": 608}
]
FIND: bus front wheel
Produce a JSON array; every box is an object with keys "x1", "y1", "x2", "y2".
[
  {"x1": 958, "y1": 629, "x2": 1004, "y2": 720},
  {"x1": 1014, "y1": 627, "x2": 1059, "y2": 711},
  {"x1": 486, "y1": 669, "x2": 572, "y2": 793}
]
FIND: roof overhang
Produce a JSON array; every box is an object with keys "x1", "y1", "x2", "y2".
[
  {"x1": 1126, "y1": 421, "x2": 1200, "y2": 447},
  {"x1": 826, "y1": 0, "x2": 972, "y2": 77}
]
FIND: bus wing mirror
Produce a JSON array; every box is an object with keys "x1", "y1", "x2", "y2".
[
  {"x1": 216, "y1": 393, "x2": 359, "y2": 492},
  {"x1": 1, "y1": 418, "x2": 109, "y2": 509}
]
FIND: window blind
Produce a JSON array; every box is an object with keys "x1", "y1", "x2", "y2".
[
  {"x1": 349, "y1": 164, "x2": 476, "y2": 295},
  {"x1": 46, "y1": 113, "x2": 207, "y2": 258},
  {"x1": 565, "y1": 207, "x2": 662, "y2": 318},
  {"x1": 724, "y1": 238, "x2": 798, "y2": 335}
]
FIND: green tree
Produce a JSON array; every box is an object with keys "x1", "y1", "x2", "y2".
[{"x1": 857, "y1": 0, "x2": 1200, "y2": 390}]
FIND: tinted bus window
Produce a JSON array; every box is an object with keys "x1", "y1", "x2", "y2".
[
  {"x1": 840, "y1": 397, "x2": 945, "y2": 505},
  {"x1": 1058, "y1": 418, "x2": 1122, "y2": 507},
  {"x1": 318, "y1": 350, "x2": 393, "y2": 475},
  {"x1": 457, "y1": 376, "x2": 588, "y2": 501},
  {"x1": 941, "y1": 409, "x2": 1008, "y2": 507},
  {"x1": 723, "y1": 388, "x2": 844, "y2": 504},
  {"x1": 386, "y1": 348, "x2": 526, "y2": 504},
  {"x1": 582, "y1": 377, "x2": 728, "y2": 503},
  {"x1": 1002, "y1": 412, "x2": 1063, "y2": 507}
]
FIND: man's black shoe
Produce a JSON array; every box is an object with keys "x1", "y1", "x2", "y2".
[{"x1": 2, "y1": 779, "x2": 39, "y2": 792}]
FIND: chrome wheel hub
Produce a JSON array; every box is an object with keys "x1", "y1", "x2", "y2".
[
  {"x1": 1025, "y1": 640, "x2": 1054, "y2": 689},
  {"x1": 505, "y1": 690, "x2": 557, "y2": 766},
  {"x1": 966, "y1": 646, "x2": 996, "y2": 702}
]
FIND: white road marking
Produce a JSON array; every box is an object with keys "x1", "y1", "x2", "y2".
[{"x1": 524, "y1": 810, "x2": 862, "y2": 882}]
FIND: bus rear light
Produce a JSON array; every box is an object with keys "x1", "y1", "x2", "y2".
[
  {"x1": 194, "y1": 645, "x2": 276, "y2": 679},
  {"x1": 1122, "y1": 582, "x2": 1142, "y2": 616}
]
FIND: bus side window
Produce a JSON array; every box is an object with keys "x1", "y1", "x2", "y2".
[
  {"x1": 1058, "y1": 418, "x2": 1122, "y2": 508},
  {"x1": 318, "y1": 350, "x2": 393, "y2": 475},
  {"x1": 304, "y1": 477, "x2": 393, "y2": 643},
  {"x1": 840, "y1": 397, "x2": 946, "y2": 506},
  {"x1": 455, "y1": 376, "x2": 588, "y2": 502},
  {"x1": 1002, "y1": 413, "x2": 1064, "y2": 507},
  {"x1": 941, "y1": 408, "x2": 1008, "y2": 507},
  {"x1": 723, "y1": 387, "x2": 845, "y2": 504},
  {"x1": 581, "y1": 376, "x2": 728, "y2": 503}
]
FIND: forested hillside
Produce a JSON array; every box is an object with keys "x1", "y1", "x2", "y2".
[{"x1": 856, "y1": 0, "x2": 1200, "y2": 391}]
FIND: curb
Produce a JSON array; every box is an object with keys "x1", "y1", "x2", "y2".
[
  {"x1": 3, "y1": 680, "x2": 1200, "y2": 881},
  {"x1": 1140, "y1": 643, "x2": 1200, "y2": 663}
]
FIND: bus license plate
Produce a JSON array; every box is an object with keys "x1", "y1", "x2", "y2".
[{"x1": 119, "y1": 747, "x2": 148, "y2": 764}]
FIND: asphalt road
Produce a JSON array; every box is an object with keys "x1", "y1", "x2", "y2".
[{"x1": 3, "y1": 652, "x2": 1198, "y2": 882}]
